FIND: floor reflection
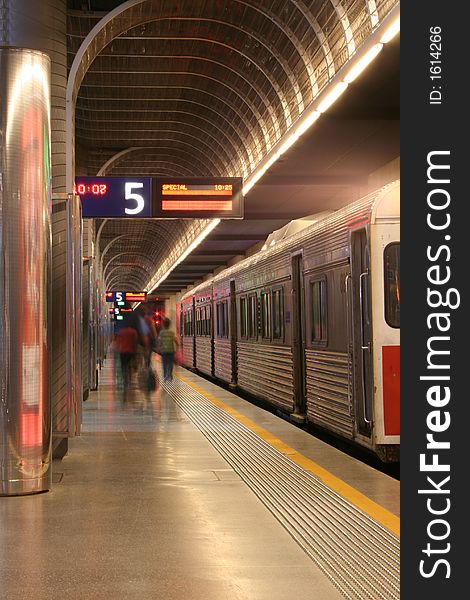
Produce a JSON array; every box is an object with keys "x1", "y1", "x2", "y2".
[{"x1": 83, "y1": 354, "x2": 182, "y2": 433}]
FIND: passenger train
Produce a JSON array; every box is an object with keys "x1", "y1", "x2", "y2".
[{"x1": 178, "y1": 181, "x2": 400, "y2": 461}]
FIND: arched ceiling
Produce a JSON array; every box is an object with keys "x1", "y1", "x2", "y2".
[
  {"x1": 96, "y1": 217, "x2": 217, "y2": 290},
  {"x1": 67, "y1": 0, "x2": 400, "y2": 294}
]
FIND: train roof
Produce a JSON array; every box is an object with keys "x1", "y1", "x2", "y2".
[{"x1": 181, "y1": 180, "x2": 399, "y2": 301}]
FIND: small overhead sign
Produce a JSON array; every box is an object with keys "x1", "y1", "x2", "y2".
[{"x1": 105, "y1": 291, "x2": 147, "y2": 302}]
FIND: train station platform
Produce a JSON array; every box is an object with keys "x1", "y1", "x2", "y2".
[{"x1": 0, "y1": 355, "x2": 399, "y2": 600}]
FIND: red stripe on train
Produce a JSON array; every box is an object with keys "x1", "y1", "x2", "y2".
[{"x1": 382, "y1": 345, "x2": 400, "y2": 435}]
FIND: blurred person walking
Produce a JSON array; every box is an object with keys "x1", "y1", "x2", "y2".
[
  {"x1": 143, "y1": 310, "x2": 158, "y2": 361},
  {"x1": 157, "y1": 318, "x2": 178, "y2": 381},
  {"x1": 114, "y1": 306, "x2": 150, "y2": 396}
]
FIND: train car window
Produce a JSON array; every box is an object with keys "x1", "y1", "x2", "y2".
[
  {"x1": 216, "y1": 302, "x2": 227, "y2": 338},
  {"x1": 221, "y1": 301, "x2": 229, "y2": 338},
  {"x1": 223, "y1": 301, "x2": 228, "y2": 337},
  {"x1": 206, "y1": 305, "x2": 212, "y2": 336},
  {"x1": 188, "y1": 310, "x2": 193, "y2": 336},
  {"x1": 311, "y1": 279, "x2": 327, "y2": 343},
  {"x1": 216, "y1": 303, "x2": 221, "y2": 337},
  {"x1": 248, "y1": 293, "x2": 258, "y2": 339},
  {"x1": 384, "y1": 243, "x2": 400, "y2": 328},
  {"x1": 202, "y1": 306, "x2": 207, "y2": 336},
  {"x1": 261, "y1": 292, "x2": 271, "y2": 339},
  {"x1": 240, "y1": 296, "x2": 248, "y2": 338},
  {"x1": 272, "y1": 288, "x2": 284, "y2": 340}
]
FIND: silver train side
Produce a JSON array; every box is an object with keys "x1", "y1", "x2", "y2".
[{"x1": 179, "y1": 182, "x2": 400, "y2": 461}]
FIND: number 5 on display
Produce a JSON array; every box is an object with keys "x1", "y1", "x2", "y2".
[{"x1": 125, "y1": 182, "x2": 145, "y2": 215}]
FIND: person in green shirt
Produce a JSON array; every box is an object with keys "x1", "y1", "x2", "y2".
[{"x1": 158, "y1": 318, "x2": 178, "y2": 380}]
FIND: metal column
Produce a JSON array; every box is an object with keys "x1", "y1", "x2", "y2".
[{"x1": 0, "y1": 48, "x2": 52, "y2": 495}]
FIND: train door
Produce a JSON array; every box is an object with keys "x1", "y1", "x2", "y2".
[
  {"x1": 350, "y1": 228, "x2": 373, "y2": 437},
  {"x1": 191, "y1": 297, "x2": 196, "y2": 368},
  {"x1": 291, "y1": 253, "x2": 306, "y2": 421},
  {"x1": 209, "y1": 300, "x2": 215, "y2": 377},
  {"x1": 229, "y1": 280, "x2": 238, "y2": 386}
]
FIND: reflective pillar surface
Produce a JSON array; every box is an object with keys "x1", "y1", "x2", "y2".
[{"x1": 0, "y1": 48, "x2": 52, "y2": 495}]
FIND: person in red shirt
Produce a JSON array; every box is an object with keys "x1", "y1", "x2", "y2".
[
  {"x1": 114, "y1": 307, "x2": 149, "y2": 396},
  {"x1": 115, "y1": 325, "x2": 138, "y2": 394}
]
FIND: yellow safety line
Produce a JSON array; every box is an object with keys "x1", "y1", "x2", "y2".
[{"x1": 176, "y1": 372, "x2": 400, "y2": 538}]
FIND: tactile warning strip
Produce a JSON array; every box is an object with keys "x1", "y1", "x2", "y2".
[{"x1": 162, "y1": 376, "x2": 399, "y2": 600}]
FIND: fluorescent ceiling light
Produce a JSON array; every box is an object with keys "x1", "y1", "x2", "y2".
[
  {"x1": 242, "y1": 8, "x2": 400, "y2": 197},
  {"x1": 380, "y1": 16, "x2": 400, "y2": 43},
  {"x1": 295, "y1": 110, "x2": 320, "y2": 137},
  {"x1": 343, "y1": 44, "x2": 383, "y2": 83},
  {"x1": 317, "y1": 82, "x2": 348, "y2": 113},
  {"x1": 151, "y1": 219, "x2": 221, "y2": 291}
]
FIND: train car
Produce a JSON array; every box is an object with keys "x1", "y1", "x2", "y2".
[{"x1": 180, "y1": 181, "x2": 400, "y2": 461}]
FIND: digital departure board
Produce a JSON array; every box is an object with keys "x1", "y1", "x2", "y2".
[
  {"x1": 105, "y1": 291, "x2": 147, "y2": 302},
  {"x1": 154, "y1": 177, "x2": 243, "y2": 218},
  {"x1": 76, "y1": 177, "x2": 243, "y2": 219}
]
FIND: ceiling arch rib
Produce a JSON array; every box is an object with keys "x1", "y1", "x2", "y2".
[
  {"x1": 94, "y1": 146, "x2": 214, "y2": 178},
  {"x1": 100, "y1": 234, "x2": 127, "y2": 266},
  {"x1": 96, "y1": 146, "x2": 146, "y2": 176},
  {"x1": 100, "y1": 225, "x2": 184, "y2": 255},
  {"x1": 103, "y1": 252, "x2": 156, "y2": 282},
  {"x1": 105, "y1": 264, "x2": 153, "y2": 289},
  {"x1": 366, "y1": 1, "x2": 380, "y2": 29},
  {"x1": 107, "y1": 274, "x2": 147, "y2": 290},
  {"x1": 105, "y1": 147, "x2": 214, "y2": 177},
  {"x1": 330, "y1": 0, "x2": 356, "y2": 61},
  {"x1": 108, "y1": 163, "x2": 195, "y2": 177},
  {"x1": 117, "y1": 165, "x2": 195, "y2": 178}
]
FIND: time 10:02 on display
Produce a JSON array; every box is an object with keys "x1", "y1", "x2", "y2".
[{"x1": 75, "y1": 183, "x2": 108, "y2": 195}]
